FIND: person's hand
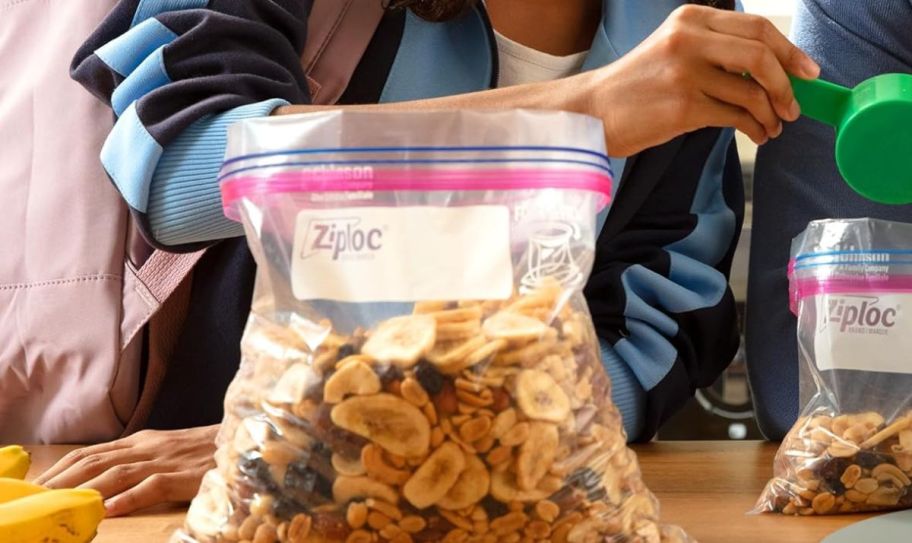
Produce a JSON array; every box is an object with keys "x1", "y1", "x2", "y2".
[
  {"x1": 34, "y1": 425, "x2": 218, "y2": 517},
  {"x1": 578, "y1": 4, "x2": 820, "y2": 156}
]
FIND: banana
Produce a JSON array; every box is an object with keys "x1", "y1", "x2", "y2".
[
  {"x1": 402, "y1": 442, "x2": 465, "y2": 509},
  {"x1": 490, "y1": 469, "x2": 550, "y2": 503},
  {"x1": 516, "y1": 422, "x2": 559, "y2": 491},
  {"x1": 361, "y1": 315, "x2": 436, "y2": 368},
  {"x1": 323, "y1": 360, "x2": 381, "y2": 403},
  {"x1": 426, "y1": 336, "x2": 486, "y2": 372},
  {"x1": 0, "y1": 479, "x2": 46, "y2": 504},
  {"x1": 515, "y1": 369, "x2": 571, "y2": 423},
  {"x1": 0, "y1": 488, "x2": 104, "y2": 543},
  {"x1": 482, "y1": 312, "x2": 547, "y2": 342},
  {"x1": 0, "y1": 447, "x2": 30, "y2": 480},
  {"x1": 436, "y1": 452, "x2": 489, "y2": 510},
  {"x1": 331, "y1": 394, "x2": 431, "y2": 458}
]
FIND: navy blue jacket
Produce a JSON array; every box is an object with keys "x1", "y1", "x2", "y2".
[
  {"x1": 748, "y1": 0, "x2": 912, "y2": 439},
  {"x1": 72, "y1": 0, "x2": 743, "y2": 441}
]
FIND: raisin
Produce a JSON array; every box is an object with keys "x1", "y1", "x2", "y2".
[
  {"x1": 568, "y1": 467, "x2": 606, "y2": 501},
  {"x1": 282, "y1": 461, "x2": 333, "y2": 508},
  {"x1": 272, "y1": 497, "x2": 304, "y2": 520},
  {"x1": 337, "y1": 344, "x2": 356, "y2": 360},
  {"x1": 313, "y1": 440, "x2": 330, "y2": 456},
  {"x1": 314, "y1": 471, "x2": 334, "y2": 498},
  {"x1": 284, "y1": 462, "x2": 318, "y2": 495},
  {"x1": 856, "y1": 451, "x2": 896, "y2": 470},
  {"x1": 307, "y1": 448, "x2": 335, "y2": 482},
  {"x1": 415, "y1": 360, "x2": 445, "y2": 396},
  {"x1": 307, "y1": 404, "x2": 368, "y2": 458},
  {"x1": 239, "y1": 455, "x2": 278, "y2": 493},
  {"x1": 816, "y1": 457, "x2": 850, "y2": 492},
  {"x1": 900, "y1": 490, "x2": 912, "y2": 508},
  {"x1": 480, "y1": 495, "x2": 509, "y2": 517},
  {"x1": 378, "y1": 364, "x2": 405, "y2": 386}
]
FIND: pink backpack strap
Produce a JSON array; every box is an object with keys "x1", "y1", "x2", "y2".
[
  {"x1": 121, "y1": 250, "x2": 205, "y2": 351},
  {"x1": 303, "y1": 0, "x2": 386, "y2": 105}
]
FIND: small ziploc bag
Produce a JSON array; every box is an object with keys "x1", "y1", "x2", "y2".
[
  {"x1": 756, "y1": 218, "x2": 912, "y2": 515},
  {"x1": 173, "y1": 110, "x2": 692, "y2": 542}
]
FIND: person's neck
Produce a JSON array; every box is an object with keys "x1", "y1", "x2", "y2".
[{"x1": 486, "y1": 0, "x2": 601, "y2": 56}]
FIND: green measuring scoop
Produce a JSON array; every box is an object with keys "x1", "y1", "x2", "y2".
[{"x1": 790, "y1": 73, "x2": 912, "y2": 204}]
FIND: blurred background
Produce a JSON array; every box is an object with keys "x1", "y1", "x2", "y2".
[{"x1": 657, "y1": 0, "x2": 797, "y2": 441}]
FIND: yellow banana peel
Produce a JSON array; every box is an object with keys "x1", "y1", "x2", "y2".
[
  {"x1": 0, "y1": 446, "x2": 30, "y2": 480},
  {"x1": 0, "y1": 479, "x2": 46, "y2": 504},
  {"x1": 0, "y1": 488, "x2": 105, "y2": 543}
]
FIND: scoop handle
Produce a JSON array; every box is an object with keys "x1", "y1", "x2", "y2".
[{"x1": 790, "y1": 76, "x2": 852, "y2": 127}]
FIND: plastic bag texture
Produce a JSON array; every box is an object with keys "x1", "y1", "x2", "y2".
[
  {"x1": 173, "y1": 110, "x2": 692, "y2": 542},
  {"x1": 756, "y1": 218, "x2": 912, "y2": 515}
]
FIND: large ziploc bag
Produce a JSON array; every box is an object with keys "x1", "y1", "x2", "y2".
[
  {"x1": 756, "y1": 218, "x2": 912, "y2": 515},
  {"x1": 173, "y1": 110, "x2": 692, "y2": 543}
]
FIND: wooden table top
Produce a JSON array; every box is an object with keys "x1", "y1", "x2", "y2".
[{"x1": 27, "y1": 442, "x2": 877, "y2": 543}]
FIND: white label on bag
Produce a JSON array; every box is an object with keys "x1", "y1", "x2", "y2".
[
  {"x1": 813, "y1": 294, "x2": 911, "y2": 374},
  {"x1": 291, "y1": 206, "x2": 513, "y2": 302}
]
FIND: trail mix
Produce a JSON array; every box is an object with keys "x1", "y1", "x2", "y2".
[
  {"x1": 757, "y1": 410, "x2": 912, "y2": 515},
  {"x1": 179, "y1": 280, "x2": 690, "y2": 543}
]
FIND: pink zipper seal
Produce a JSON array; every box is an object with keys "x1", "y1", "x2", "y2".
[
  {"x1": 790, "y1": 276, "x2": 912, "y2": 314},
  {"x1": 221, "y1": 167, "x2": 613, "y2": 221}
]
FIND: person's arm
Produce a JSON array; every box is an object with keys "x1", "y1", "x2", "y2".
[
  {"x1": 588, "y1": 128, "x2": 743, "y2": 441},
  {"x1": 48, "y1": 2, "x2": 811, "y2": 514},
  {"x1": 70, "y1": 0, "x2": 313, "y2": 249},
  {"x1": 77, "y1": 3, "x2": 816, "y2": 249},
  {"x1": 280, "y1": 5, "x2": 819, "y2": 159}
]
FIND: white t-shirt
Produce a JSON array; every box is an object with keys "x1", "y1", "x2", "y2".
[{"x1": 494, "y1": 30, "x2": 589, "y2": 88}]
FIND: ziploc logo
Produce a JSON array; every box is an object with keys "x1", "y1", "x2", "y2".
[
  {"x1": 824, "y1": 295, "x2": 898, "y2": 335},
  {"x1": 300, "y1": 217, "x2": 384, "y2": 261}
]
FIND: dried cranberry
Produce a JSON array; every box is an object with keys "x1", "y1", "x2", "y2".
[
  {"x1": 415, "y1": 360, "x2": 445, "y2": 396},
  {"x1": 435, "y1": 382, "x2": 459, "y2": 415},
  {"x1": 490, "y1": 387, "x2": 511, "y2": 412}
]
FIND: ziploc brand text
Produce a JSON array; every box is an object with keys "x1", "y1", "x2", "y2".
[
  {"x1": 301, "y1": 217, "x2": 384, "y2": 261},
  {"x1": 291, "y1": 206, "x2": 513, "y2": 303},
  {"x1": 813, "y1": 293, "x2": 910, "y2": 374},
  {"x1": 826, "y1": 296, "x2": 898, "y2": 334}
]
